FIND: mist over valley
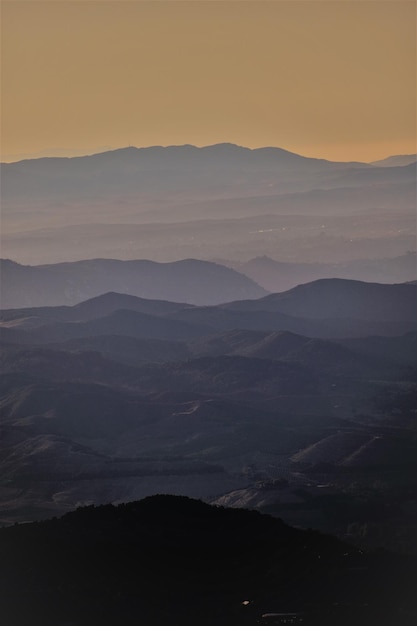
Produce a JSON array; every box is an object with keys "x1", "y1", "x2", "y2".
[
  {"x1": 1, "y1": 145, "x2": 416, "y2": 625},
  {"x1": 2, "y1": 145, "x2": 415, "y2": 269}
]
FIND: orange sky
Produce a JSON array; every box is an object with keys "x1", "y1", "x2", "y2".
[{"x1": 1, "y1": 0, "x2": 416, "y2": 162}]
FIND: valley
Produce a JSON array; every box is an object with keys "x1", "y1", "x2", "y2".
[
  {"x1": 3, "y1": 1, "x2": 416, "y2": 621},
  {"x1": 1, "y1": 143, "x2": 416, "y2": 624},
  {"x1": 1, "y1": 279, "x2": 416, "y2": 556}
]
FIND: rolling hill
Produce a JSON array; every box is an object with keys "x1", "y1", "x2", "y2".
[
  {"x1": 222, "y1": 278, "x2": 417, "y2": 321},
  {"x1": 1, "y1": 277, "x2": 417, "y2": 554},
  {"x1": 2, "y1": 144, "x2": 415, "y2": 265},
  {"x1": 231, "y1": 253, "x2": 417, "y2": 293},
  {"x1": 0, "y1": 258, "x2": 267, "y2": 308},
  {"x1": 2, "y1": 495, "x2": 416, "y2": 626}
]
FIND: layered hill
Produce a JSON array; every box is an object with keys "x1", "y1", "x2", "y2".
[
  {"x1": 231, "y1": 253, "x2": 417, "y2": 293},
  {"x1": 222, "y1": 278, "x2": 417, "y2": 321},
  {"x1": 2, "y1": 144, "x2": 415, "y2": 265},
  {"x1": 2, "y1": 279, "x2": 416, "y2": 345},
  {"x1": 2, "y1": 279, "x2": 416, "y2": 342},
  {"x1": 2, "y1": 495, "x2": 416, "y2": 626},
  {"x1": 371, "y1": 154, "x2": 416, "y2": 167},
  {"x1": 1, "y1": 278, "x2": 417, "y2": 553},
  {"x1": 0, "y1": 258, "x2": 267, "y2": 308},
  {"x1": 1, "y1": 143, "x2": 373, "y2": 207}
]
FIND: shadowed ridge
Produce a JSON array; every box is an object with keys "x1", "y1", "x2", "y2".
[
  {"x1": 223, "y1": 278, "x2": 417, "y2": 322},
  {"x1": 1, "y1": 495, "x2": 415, "y2": 626},
  {"x1": 0, "y1": 257, "x2": 267, "y2": 309},
  {"x1": 2, "y1": 142, "x2": 376, "y2": 166},
  {"x1": 72, "y1": 290, "x2": 192, "y2": 318}
]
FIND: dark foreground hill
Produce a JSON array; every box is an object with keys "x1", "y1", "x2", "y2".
[{"x1": 1, "y1": 495, "x2": 416, "y2": 626}]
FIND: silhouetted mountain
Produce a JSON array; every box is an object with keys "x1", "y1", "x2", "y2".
[
  {"x1": 0, "y1": 291, "x2": 192, "y2": 327},
  {"x1": 1, "y1": 143, "x2": 367, "y2": 205},
  {"x1": 72, "y1": 290, "x2": 192, "y2": 318},
  {"x1": 371, "y1": 154, "x2": 417, "y2": 167},
  {"x1": 2, "y1": 495, "x2": 416, "y2": 626},
  {"x1": 232, "y1": 253, "x2": 417, "y2": 293},
  {"x1": 0, "y1": 258, "x2": 267, "y2": 308},
  {"x1": 223, "y1": 278, "x2": 417, "y2": 322},
  {"x1": 2, "y1": 144, "x2": 414, "y2": 266},
  {"x1": 2, "y1": 279, "x2": 416, "y2": 346},
  {"x1": 163, "y1": 279, "x2": 417, "y2": 337},
  {"x1": 4, "y1": 144, "x2": 412, "y2": 215}
]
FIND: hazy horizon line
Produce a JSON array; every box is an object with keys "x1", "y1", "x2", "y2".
[{"x1": 3, "y1": 142, "x2": 416, "y2": 166}]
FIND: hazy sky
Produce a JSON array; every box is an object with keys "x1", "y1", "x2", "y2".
[{"x1": 2, "y1": 0, "x2": 416, "y2": 162}]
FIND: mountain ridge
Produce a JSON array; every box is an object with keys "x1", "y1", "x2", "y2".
[
  {"x1": 2, "y1": 495, "x2": 415, "y2": 626},
  {"x1": 222, "y1": 278, "x2": 417, "y2": 322},
  {"x1": 2, "y1": 278, "x2": 416, "y2": 341},
  {"x1": 2, "y1": 142, "x2": 370, "y2": 167},
  {"x1": 3, "y1": 143, "x2": 414, "y2": 266},
  {"x1": 0, "y1": 257, "x2": 268, "y2": 308}
]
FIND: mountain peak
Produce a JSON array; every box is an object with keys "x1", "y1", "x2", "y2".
[{"x1": 370, "y1": 154, "x2": 417, "y2": 167}]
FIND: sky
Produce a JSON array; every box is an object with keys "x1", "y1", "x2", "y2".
[{"x1": 1, "y1": 0, "x2": 416, "y2": 163}]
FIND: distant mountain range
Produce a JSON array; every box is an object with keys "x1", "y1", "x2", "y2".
[
  {"x1": 2, "y1": 144, "x2": 415, "y2": 265},
  {"x1": 0, "y1": 258, "x2": 267, "y2": 308},
  {"x1": 2, "y1": 278, "x2": 416, "y2": 340},
  {"x1": 371, "y1": 154, "x2": 417, "y2": 167},
  {"x1": 2, "y1": 254, "x2": 416, "y2": 310},
  {"x1": 1, "y1": 143, "x2": 370, "y2": 205},
  {"x1": 3, "y1": 144, "x2": 414, "y2": 212},
  {"x1": 227, "y1": 253, "x2": 417, "y2": 292},
  {"x1": 1, "y1": 142, "x2": 416, "y2": 564}
]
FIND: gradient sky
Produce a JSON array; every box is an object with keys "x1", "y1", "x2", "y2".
[{"x1": 1, "y1": 0, "x2": 416, "y2": 162}]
